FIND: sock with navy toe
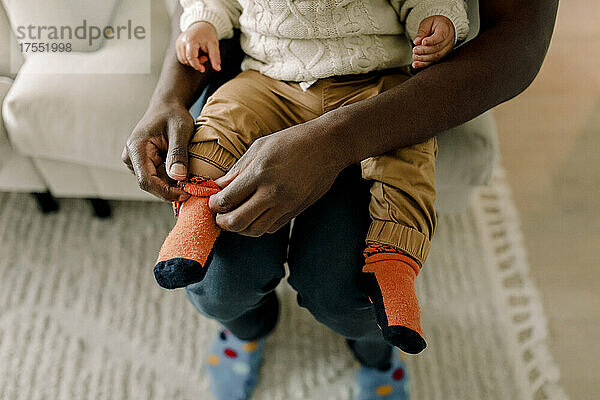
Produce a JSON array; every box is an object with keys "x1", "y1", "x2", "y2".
[
  {"x1": 206, "y1": 329, "x2": 266, "y2": 400},
  {"x1": 361, "y1": 244, "x2": 427, "y2": 354},
  {"x1": 154, "y1": 177, "x2": 221, "y2": 289}
]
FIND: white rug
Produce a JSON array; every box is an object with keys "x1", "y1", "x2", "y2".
[{"x1": 0, "y1": 170, "x2": 567, "y2": 400}]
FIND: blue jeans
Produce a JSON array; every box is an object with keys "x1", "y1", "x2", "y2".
[{"x1": 185, "y1": 83, "x2": 392, "y2": 368}]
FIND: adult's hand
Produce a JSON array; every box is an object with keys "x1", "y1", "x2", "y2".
[
  {"x1": 122, "y1": 100, "x2": 195, "y2": 202},
  {"x1": 209, "y1": 117, "x2": 348, "y2": 237},
  {"x1": 207, "y1": 0, "x2": 558, "y2": 237}
]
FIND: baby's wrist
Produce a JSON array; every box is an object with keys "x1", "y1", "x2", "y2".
[{"x1": 187, "y1": 21, "x2": 217, "y2": 34}]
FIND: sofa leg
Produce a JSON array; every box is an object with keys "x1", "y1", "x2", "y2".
[
  {"x1": 88, "y1": 198, "x2": 112, "y2": 218},
  {"x1": 32, "y1": 191, "x2": 60, "y2": 214}
]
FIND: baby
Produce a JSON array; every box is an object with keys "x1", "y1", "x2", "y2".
[{"x1": 155, "y1": 0, "x2": 469, "y2": 355}]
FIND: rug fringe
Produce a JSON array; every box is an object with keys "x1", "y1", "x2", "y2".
[{"x1": 473, "y1": 167, "x2": 569, "y2": 400}]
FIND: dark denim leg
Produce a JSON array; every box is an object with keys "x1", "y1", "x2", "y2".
[
  {"x1": 287, "y1": 164, "x2": 393, "y2": 368},
  {"x1": 185, "y1": 227, "x2": 289, "y2": 341},
  {"x1": 185, "y1": 75, "x2": 289, "y2": 342}
]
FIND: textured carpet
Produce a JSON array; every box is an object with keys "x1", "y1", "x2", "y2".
[{"x1": 0, "y1": 170, "x2": 567, "y2": 400}]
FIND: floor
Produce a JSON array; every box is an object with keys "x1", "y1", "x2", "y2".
[
  {"x1": 493, "y1": 1, "x2": 600, "y2": 399},
  {"x1": 0, "y1": 187, "x2": 539, "y2": 400}
]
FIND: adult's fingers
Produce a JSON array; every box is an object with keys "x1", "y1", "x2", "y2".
[
  {"x1": 213, "y1": 165, "x2": 238, "y2": 188},
  {"x1": 264, "y1": 194, "x2": 315, "y2": 234},
  {"x1": 206, "y1": 40, "x2": 222, "y2": 71},
  {"x1": 232, "y1": 181, "x2": 318, "y2": 236},
  {"x1": 142, "y1": 173, "x2": 188, "y2": 202},
  {"x1": 265, "y1": 211, "x2": 295, "y2": 234},
  {"x1": 127, "y1": 139, "x2": 187, "y2": 201},
  {"x1": 236, "y1": 207, "x2": 289, "y2": 237},
  {"x1": 121, "y1": 146, "x2": 135, "y2": 174},
  {"x1": 156, "y1": 163, "x2": 189, "y2": 201},
  {"x1": 209, "y1": 166, "x2": 257, "y2": 213},
  {"x1": 214, "y1": 192, "x2": 271, "y2": 233},
  {"x1": 165, "y1": 114, "x2": 195, "y2": 181}
]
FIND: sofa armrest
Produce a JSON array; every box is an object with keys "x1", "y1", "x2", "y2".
[
  {"x1": 462, "y1": 0, "x2": 480, "y2": 45},
  {"x1": 0, "y1": 77, "x2": 13, "y2": 160},
  {"x1": 435, "y1": 111, "x2": 499, "y2": 213},
  {"x1": 436, "y1": 111, "x2": 498, "y2": 189},
  {"x1": 164, "y1": 0, "x2": 177, "y2": 18},
  {"x1": 0, "y1": 1, "x2": 22, "y2": 77},
  {"x1": 2, "y1": 0, "x2": 171, "y2": 171},
  {"x1": 0, "y1": 77, "x2": 47, "y2": 192}
]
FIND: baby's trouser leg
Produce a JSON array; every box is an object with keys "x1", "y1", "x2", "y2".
[
  {"x1": 360, "y1": 138, "x2": 438, "y2": 354},
  {"x1": 154, "y1": 70, "x2": 321, "y2": 290}
]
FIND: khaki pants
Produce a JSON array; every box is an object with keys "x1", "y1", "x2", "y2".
[{"x1": 189, "y1": 69, "x2": 437, "y2": 264}]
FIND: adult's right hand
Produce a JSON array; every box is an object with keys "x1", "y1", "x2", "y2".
[{"x1": 122, "y1": 101, "x2": 195, "y2": 202}]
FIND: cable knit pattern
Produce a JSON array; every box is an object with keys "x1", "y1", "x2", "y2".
[{"x1": 180, "y1": 0, "x2": 469, "y2": 81}]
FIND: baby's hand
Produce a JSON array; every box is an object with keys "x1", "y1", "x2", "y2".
[
  {"x1": 176, "y1": 21, "x2": 221, "y2": 73},
  {"x1": 411, "y1": 15, "x2": 455, "y2": 69}
]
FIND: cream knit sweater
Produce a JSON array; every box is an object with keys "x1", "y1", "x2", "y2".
[{"x1": 180, "y1": 0, "x2": 469, "y2": 82}]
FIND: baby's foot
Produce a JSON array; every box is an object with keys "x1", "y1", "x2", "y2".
[
  {"x1": 355, "y1": 349, "x2": 409, "y2": 400},
  {"x1": 361, "y1": 244, "x2": 426, "y2": 354},
  {"x1": 154, "y1": 177, "x2": 221, "y2": 289},
  {"x1": 206, "y1": 329, "x2": 265, "y2": 400}
]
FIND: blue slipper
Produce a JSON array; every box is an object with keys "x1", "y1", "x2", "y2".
[
  {"x1": 355, "y1": 349, "x2": 409, "y2": 400},
  {"x1": 206, "y1": 329, "x2": 266, "y2": 400}
]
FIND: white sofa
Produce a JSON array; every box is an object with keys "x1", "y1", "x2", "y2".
[
  {"x1": 0, "y1": 0, "x2": 498, "y2": 212},
  {"x1": 0, "y1": 0, "x2": 173, "y2": 202}
]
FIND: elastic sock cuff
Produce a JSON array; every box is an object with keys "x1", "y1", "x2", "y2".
[
  {"x1": 183, "y1": 177, "x2": 221, "y2": 197},
  {"x1": 364, "y1": 246, "x2": 421, "y2": 275},
  {"x1": 173, "y1": 177, "x2": 221, "y2": 217}
]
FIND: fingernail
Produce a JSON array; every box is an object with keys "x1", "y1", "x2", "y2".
[{"x1": 170, "y1": 163, "x2": 186, "y2": 177}]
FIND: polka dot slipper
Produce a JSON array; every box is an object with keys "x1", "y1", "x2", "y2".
[
  {"x1": 206, "y1": 329, "x2": 266, "y2": 400},
  {"x1": 355, "y1": 349, "x2": 409, "y2": 400}
]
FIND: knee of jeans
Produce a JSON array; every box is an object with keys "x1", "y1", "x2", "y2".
[
  {"x1": 294, "y1": 286, "x2": 376, "y2": 339},
  {"x1": 185, "y1": 283, "x2": 253, "y2": 321}
]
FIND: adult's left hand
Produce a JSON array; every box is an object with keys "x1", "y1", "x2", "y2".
[{"x1": 208, "y1": 117, "x2": 348, "y2": 237}]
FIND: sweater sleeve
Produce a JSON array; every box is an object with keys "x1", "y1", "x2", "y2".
[
  {"x1": 179, "y1": 0, "x2": 242, "y2": 40},
  {"x1": 391, "y1": 0, "x2": 469, "y2": 44}
]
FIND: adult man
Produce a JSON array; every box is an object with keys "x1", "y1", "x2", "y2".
[{"x1": 123, "y1": 1, "x2": 557, "y2": 398}]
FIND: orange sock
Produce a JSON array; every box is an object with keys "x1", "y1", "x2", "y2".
[
  {"x1": 362, "y1": 244, "x2": 426, "y2": 354},
  {"x1": 154, "y1": 177, "x2": 221, "y2": 289}
]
